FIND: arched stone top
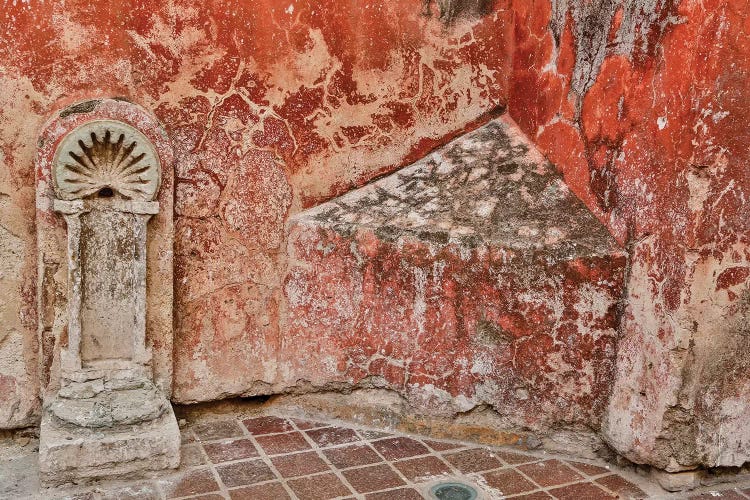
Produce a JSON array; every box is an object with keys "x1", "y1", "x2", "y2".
[{"x1": 52, "y1": 119, "x2": 161, "y2": 201}]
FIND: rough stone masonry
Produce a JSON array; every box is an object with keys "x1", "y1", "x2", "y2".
[{"x1": 284, "y1": 116, "x2": 626, "y2": 435}]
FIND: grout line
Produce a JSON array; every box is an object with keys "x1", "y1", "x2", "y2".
[
  {"x1": 190, "y1": 440, "x2": 229, "y2": 500},
  {"x1": 504, "y1": 460, "x2": 552, "y2": 498},
  {"x1": 585, "y1": 473, "x2": 624, "y2": 498},
  {"x1": 176, "y1": 434, "x2": 230, "y2": 499},
  {"x1": 168, "y1": 466, "x2": 229, "y2": 500},
  {"x1": 359, "y1": 435, "x2": 429, "y2": 496},
  {"x1": 289, "y1": 419, "x2": 364, "y2": 500},
  {"x1": 236, "y1": 417, "x2": 300, "y2": 500},
  {"x1": 506, "y1": 469, "x2": 620, "y2": 499},
  {"x1": 206, "y1": 458, "x2": 231, "y2": 499},
  {"x1": 413, "y1": 438, "x2": 473, "y2": 478}
]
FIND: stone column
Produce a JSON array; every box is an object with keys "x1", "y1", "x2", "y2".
[{"x1": 37, "y1": 115, "x2": 180, "y2": 485}]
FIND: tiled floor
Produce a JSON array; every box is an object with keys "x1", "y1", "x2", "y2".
[{"x1": 4, "y1": 414, "x2": 750, "y2": 499}]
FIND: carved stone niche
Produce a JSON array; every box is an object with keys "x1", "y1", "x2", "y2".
[{"x1": 36, "y1": 100, "x2": 179, "y2": 485}]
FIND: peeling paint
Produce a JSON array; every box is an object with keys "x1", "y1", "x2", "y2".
[
  {"x1": 284, "y1": 117, "x2": 626, "y2": 430},
  {"x1": 0, "y1": 0, "x2": 513, "y2": 416},
  {"x1": 512, "y1": 0, "x2": 750, "y2": 469}
]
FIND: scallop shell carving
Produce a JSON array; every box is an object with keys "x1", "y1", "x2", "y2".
[{"x1": 53, "y1": 120, "x2": 161, "y2": 201}]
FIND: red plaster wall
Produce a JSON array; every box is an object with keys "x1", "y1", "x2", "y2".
[
  {"x1": 510, "y1": 0, "x2": 750, "y2": 470},
  {"x1": 0, "y1": 0, "x2": 512, "y2": 425},
  {"x1": 3, "y1": 0, "x2": 748, "y2": 472},
  {"x1": 286, "y1": 212, "x2": 626, "y2": 432}
]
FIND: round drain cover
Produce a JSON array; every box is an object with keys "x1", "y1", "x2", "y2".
[{"x1": 430, "y1": 482, "x2": 478, "y2": 500}]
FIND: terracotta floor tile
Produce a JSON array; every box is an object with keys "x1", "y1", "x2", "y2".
[
  {"x1": 567, "y1": 460, "x2": 612, "y2": 477},
  {"x1": 215, "y1": 459, "x2": 276, "y2": 488},
  {"x1": 595, "y1": 474, "x2": 647, "y2": 498},
  {"x1": 422, "y1": 439, "x2": 463, "y2": 452},
  {"x1": 160, "y1": 468, "x2": 220, "y2": 498},
  {"x1": 495, "y1": 450, "x2": 538, "y2": 465},
  {"x1": 324, "y1": 444, "x2": 383, "y2": 469},
  {"x1": 306, "y1": 426, "x2": 360, "y2": 447},
  {"x1": 229, "y1": 481, "x2": 291, "y2": 500},
  {"x1": 203, "y1": 438, "x2": 259, "y2": 463},
  {"x1": 180, "y1": 444, "x2": 207, "y2": 467},
  {"x1": 14, "y1": 411, "x2": 727, "y2": 500},
  {"x1": 371, "y1": 437, "x2": 429, "y2": 460},
  {"x1": 292, "y1": 418, "x2": 328, "y2": 430},
  {"x1": 365, "y1": 488, "x2": 425, "y2": 499},
  {"x1": 193, "y1": 420, "x2": 245, "y2": 441},
  {"x1": 287, "y1": 472, "x2": 353, "y2": 500},
  {"x1": 242, "y1": 416, "x2": 294, "y2": 435},
  {"x1": 393, "y1": 456, "x2": 451, "y2": 482},
  {"x1": 342, "y1": 464, "x2": 407, "y2": 493},
  {"x1": 482, "y1": 468, "x2": 538, "y2": 496},
  {"x1": 549, "y1": 481, "x2": 616, "y2": 499},
  {"x1": 271, "y1": 451, "x2": 331, "y2": 478},
  {"x1": 255, "y1": 431, "x2": 312, "y2": 455},
  {"x1": 518, "y1": 459, "x2": 584, "y2": 488},
  {"x1": 512, "y1": 493, "x2": 554, "y2": 499},
  {"x1": 443, "y1": 448, "x2": 503, "y2": 473}
]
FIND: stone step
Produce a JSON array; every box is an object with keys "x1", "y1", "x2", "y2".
[{"x1": 283, "y1": 115, "x2": 626, "y2": 432}]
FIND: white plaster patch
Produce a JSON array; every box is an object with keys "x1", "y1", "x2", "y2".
[
  {"x1": 686, "y1": 169, "x2": 711, "y2": 214},
  {"x1": 575, "y1": 282, "x2": 613, "y2": 322},
  {"x1": 0, "y1": 331, "x2": 34, "y2": 426},
  {"x1": 544, "y1": 227, "x2": 565, "y2": 245},
  {"x1": 712, "y1": 110, "x2": 730, "y2": 123},
  {"x1": 474, "y1": 197, "x2": 497, "y2": 218},
  {"x1": 0, "y1": 221, "x2": 24, "y2": 346},
  {"x1": 470, "y1": 351, "x2": 494, "y2": 376},
  {"x1": 284, "y1": 273, "x2": 312, "y2": 309},
  {"x1": 434, "y1": 154, "x2": 455, "y2": 175},
  {"x1": 518, "y1": 226, "x2": 539, "y2": 238}
]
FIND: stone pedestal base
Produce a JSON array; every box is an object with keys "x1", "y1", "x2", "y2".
[{"x1": 39, "y1": 404, "x2": 180, "y2": 486}]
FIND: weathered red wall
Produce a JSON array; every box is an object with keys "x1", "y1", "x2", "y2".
[
  {"x1": 510, "y1": 0, "x2": 750, "y2": 470},
  {"x1": 0, "y1": 1, "x2": 512, "y2": 425},
  {"x1": 2, "y1": 0, "x2": 748, "y2": 473}
]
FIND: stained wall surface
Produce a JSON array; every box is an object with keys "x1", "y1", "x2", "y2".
[
  {"x1": 510, "y1": 0, "x2": 750, "y2": 470},
  {"x1": 2, "y1": 0, "x2": 748, "y2": 474},
  {"x1": 285, "y1": 116, "x2": 628, "y2": 434},
  {"x1": 0, "y1": 1, "x2": 512, "y2": 427}
]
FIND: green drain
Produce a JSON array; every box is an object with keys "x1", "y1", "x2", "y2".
[{"x1": 430, "y1": 482, "x2": 478, "y2": 500}]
